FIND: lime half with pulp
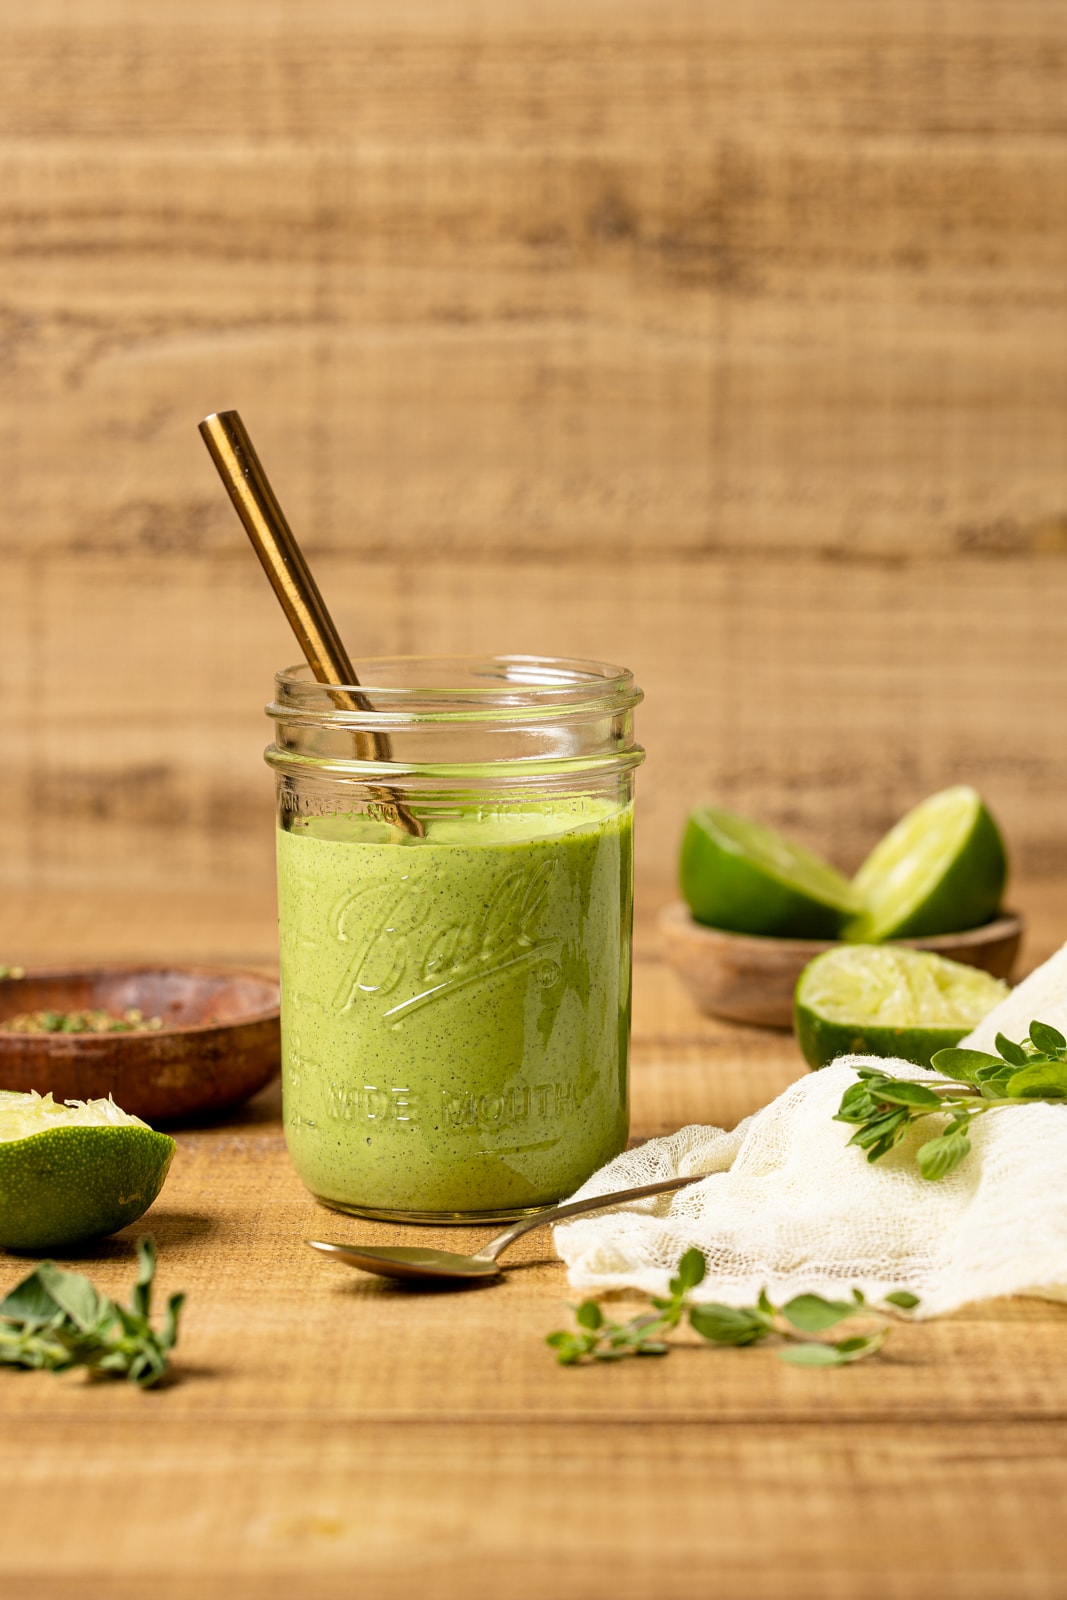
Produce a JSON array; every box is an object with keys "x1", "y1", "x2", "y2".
[
  {"x1": 794, "y1": 945, "x2": 1009, "y2": 1070},
  {"x1": 0, "y1": 1091, "x2": 175, "y2": 1251},
  {"x1": 845, "y1": 786, "x2": 1007, "y2": 942},
  {"x1": 680, "y1": 806, "x2": 859, "y2": 938}
]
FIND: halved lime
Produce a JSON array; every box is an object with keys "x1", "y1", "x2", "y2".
[
  {"x1": 0, "y1": 1091, "x2": 175, "y2": 1251},
  {"x1": 794, "y1": 945, "x2": 1009, "y2": 1070},
  {"x1": 845, "y1": 786, "x2": 1007, "y2": 942},
  {"x1": 680, "y1": 806, "x2": 859, "y2": 938}
]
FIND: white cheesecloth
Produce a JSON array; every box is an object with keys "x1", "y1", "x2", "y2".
[{"x1": 553, "y1": 944, "x2": 1067, "y2": 1316}]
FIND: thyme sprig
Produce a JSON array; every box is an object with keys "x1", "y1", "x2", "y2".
[
  {"x1": 547, "y1": 1248, "x2": 917, "y2": 1367},
  {"x1": 0, "y1": 1238, "x2": 183, "y2": 1388},
  {"x1": 834, "y1": 1019, "x2": 1067, "y2": 1181}
]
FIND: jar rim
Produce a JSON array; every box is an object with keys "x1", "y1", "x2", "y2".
[
  {"x1": 266, "y1": 654, "x2": 643, "y2": 786},
  {"x1": 268, "y1": 653, "x2": 642, "y2": 723},
  {"x1": 273, "y1": 652, "x2": 643, "y2": 697}
]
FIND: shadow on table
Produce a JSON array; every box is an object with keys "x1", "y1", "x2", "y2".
[
  {"x1": 15, "y1": 1209, "x2": 220, "y2": 1269},
  {"x1": 330, "y1": 1252, "x2": 555, "y2": 1298}
]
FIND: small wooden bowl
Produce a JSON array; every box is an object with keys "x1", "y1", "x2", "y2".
[
  {"x1": 659, "y1": 904, "x2": 1024, "y2": 1030},
  {"x1": 0, "y1": 966, "x2": 280, "y2": 1123}
]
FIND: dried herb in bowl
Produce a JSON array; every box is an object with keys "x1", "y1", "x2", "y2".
[{"x1": 1, "y1": 1008, "x2": 163, "y2": 1035}]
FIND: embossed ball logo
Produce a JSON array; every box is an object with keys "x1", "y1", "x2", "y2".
[{"x1": 329, "y1": 861, "x2": 562, "y2": 1019}]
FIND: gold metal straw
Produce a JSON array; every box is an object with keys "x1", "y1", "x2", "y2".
[{"x1": 198, "y1": 409, "x2": 422, "y2": 836}]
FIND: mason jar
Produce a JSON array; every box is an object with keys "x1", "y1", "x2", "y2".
[{"x1": 265, "y1": 654, "x2": 644, "y2": 1223}]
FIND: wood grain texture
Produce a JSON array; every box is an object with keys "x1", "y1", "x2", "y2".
[
  {"x1": 3, "y1": 11, "x2": 1067, "y2": 1589},
  {"x1": 3, "y1": 2, "x2": 1067, "y2": 909},
  {"x1": 5, "y1": 554, "x2": 1067, "y2": 900},
  {"x1": 0, "y1": 886, "x2": 1066, "y2": 1596}
]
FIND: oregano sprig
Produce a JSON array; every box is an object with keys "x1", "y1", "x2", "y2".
[
  {"x1": 834, "y1": 1019, "x2": 1067, "y2": 1181},
  {"x1": 0, "y1": 1238, "x2": 184, "y2": 1388},
  {"x1": 547, "y1": 1248, "x2": 917, "y2": 1368}
]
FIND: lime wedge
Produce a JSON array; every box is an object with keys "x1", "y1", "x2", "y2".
[
  {"x1": 794, "y1": 945, "x2": 1008, "y2": 1069},
  {"x1": 0, "y1": 1091, "x2": 175, "y2": 1251},
  {"x1": 845, "y1": 786, "x2": 1007, "y2": 943},
  {"x1": 680, "y1": 806, "x2": 859, "y2": 938}
]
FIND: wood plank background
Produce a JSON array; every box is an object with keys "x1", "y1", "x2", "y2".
[{"x1": 3, "y1": 0, "x2": 1067, "y2": 916}]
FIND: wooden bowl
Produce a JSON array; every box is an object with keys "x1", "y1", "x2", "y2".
[
  {"x1": 659, "y1": 903, "x2": 1024, "y2": 1030},
  {"x1": 0, "y1": 966, "x2": 280, "y2": 1123}
]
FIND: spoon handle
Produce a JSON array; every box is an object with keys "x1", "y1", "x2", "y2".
[
  {"x1": 199, "y1": 410, "x2": 422, "y2": 836},
  {"x1": 477, "y1": 1171, "x2": 706, "y2": 1263}
]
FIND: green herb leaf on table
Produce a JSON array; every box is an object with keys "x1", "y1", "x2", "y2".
[
  {"x1": 0, "y1": 1237, "x2": 183, "y2": 1389},
  {"x1": 547, "y1": 1251, "x2": 916, "y2": 1368},
  {"x1": 884, "y1": 1290, "x2": 920, "y2": 1309},
  {"x1": 687, "y1": 1303, "x2": 766, "y2": 1346},
  {"x1": 778, "y1": 1294, "x2": 858, "y2": 1334},
  {"x1": 834, "y1": 1021, "x2": 1067, "y2": 1181},
  {"x1": 672, "y1": 1247, "x2": 707, "y2": 1292}
]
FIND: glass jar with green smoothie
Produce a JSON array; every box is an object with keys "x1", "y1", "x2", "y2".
[{"x1": 266, "y1": 655, "x2": 644, "y2": 1223}]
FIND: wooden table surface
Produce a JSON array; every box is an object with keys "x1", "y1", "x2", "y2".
[{"x1": 2, "y1": 888, "x2": 1066, "y2": 1599}]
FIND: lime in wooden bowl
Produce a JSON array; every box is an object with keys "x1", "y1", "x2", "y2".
[
  {"x1": 660, "y1": 904, "x2": 1022, "y2": 1030},
  {"x1": 844, "y1": 787, "x2": 1007, "y2": 943},
  {"x1": 680, "y1": 806, "x2": 859, "y2": 939},
  {"x1": 793, "y1": 945, "x2": 1009, "y2": 1070}
]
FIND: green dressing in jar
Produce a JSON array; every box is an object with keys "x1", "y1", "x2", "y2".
[{"x1": 267, "y1": 656, "x2": 643, "y2": 1222}]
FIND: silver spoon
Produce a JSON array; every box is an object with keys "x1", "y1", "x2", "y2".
[{"x1": 307, "y1": 1172, "x2": 707, "y2": 1283}]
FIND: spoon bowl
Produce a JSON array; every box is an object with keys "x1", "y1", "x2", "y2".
[
  {"x1": 307, "y1": 1171, "x2": 707, "y2": 1284},
  {"x1": 308, "y1": 1241, "x2": 503, "y2": 1281}
]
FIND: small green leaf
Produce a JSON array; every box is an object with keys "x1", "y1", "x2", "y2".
[
  {"x1": 869, "y1": 1080, "x2": 943, "y2": 1110},
  {"x1": 930, "y1": 1048, "x2": 1005, "y2": 1084},
  {"x1": 634, "y1": 1341, "x2": 669, "y2": 1356},
  {"x1": 974, "y1": 1062, "x2": 1016, "y2": 1089},
  {"x1": 835, "y1": 1084, "x2": 884, "y2": 1124},
  {"x1": 0, "y1": 1269, "x2": 62, "y2": 1326},
  {"x1": 128, "y1": 1347, "x2": 168, "y2": 1389},
  {"x1": 552, "y1": 1345, "x2": 582, "y2": 1365},
  {"x1": 675, "y1": 1248, "x2": 707, "y2": 1291},
  {"x1": 777, "y1": 1342, "x2": 851, "y2": 1367},
  {"x1": 995, "y1": 1033, "x2": 1030, "y2": 1067},
  {"x1": 884, "y1": 1290, "x2": 920, "y2": 1310},
  {"x1": 1005, "y1": 1061, "x2": 1067, "y2": 1099},
  {"x1": 575, "y1": 1300, "x2": 603, "y2": 1331},
  {"x1": 780, "y1": 1295, "x2": 857, "y2": 1334},
  {"x1": 545, "y1": 1331, "x2": 571, "y2": 1348},
  {"x1": 847, "y1": 1109, "x2": 910, "y2": 1151},
  {"x1": 132, "y1": 1238, "x2": 156, "y2": 1322},
  {"x1": 864, "y1": 1134, "x2": 902, "y2": 1164},
  {"x1": 916, "y1": 1127, "x2": 971, "y2": 1181},
  {"x1": 689, "y1": 1304, "x2": 766, "y2": 1346},
  {"x1": 1030, "y1": 1021, "x2": 1067, "y2": 1055},
  {"x1": 35, "y1": 1264, "x2": 108, "y2": 1333}
]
